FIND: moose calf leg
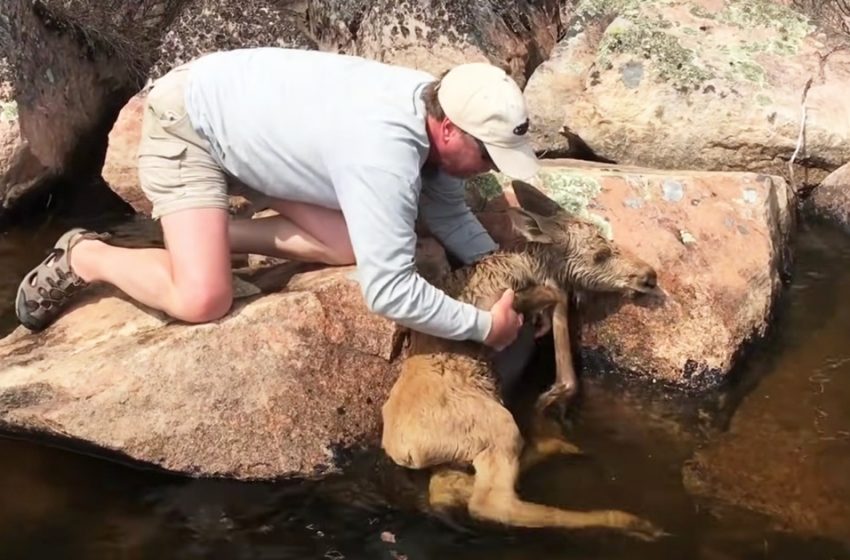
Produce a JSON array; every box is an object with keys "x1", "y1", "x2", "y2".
[
  {"x1": 536, "y1": 300, "x2": 577, "y2": 417},
  {"x1": 519, "y1": 436, "x2": 583, "y2": 472},
  {"x1": 519, "y1": 401, "x2": 585, "y2": 469},
  {"x1": 468, "y1": 449, "x2": 664, "y2": 540},
  {"x1": 512, "y1": 285, "x2": 563, "y2": 314},
  {"x1": 428, "y1": 467, "x2": 475, "y2": 511}
]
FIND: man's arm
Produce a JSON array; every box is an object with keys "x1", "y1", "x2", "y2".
[
  {"x1": 331, "y1": 163, "x2": 492, "y2": 342},
  {"x1": 419, "y1": 172, "x2": 498, "y2": 265}
]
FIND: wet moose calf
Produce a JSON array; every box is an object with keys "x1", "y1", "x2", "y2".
[{"x1": 381, "y1": 182, "x2": 664, "y2": 539}]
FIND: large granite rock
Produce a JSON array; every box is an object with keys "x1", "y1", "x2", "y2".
[
  {"x1": 0, "y1": 103, "x2": 51, "y2": 215},
  {"x1": 101, "y1": 96, "x2": 148, "y2": 215},
  {"x1": 804, "y1": 161, "x2": 850, "y2": 232},
  {"x1": 0, "y1": 0, "x2": 315, "y2": 222},
  {"x1": 524, "y1": 0, "x2": 850, "y2": 187},
  {"x1": 1, "y1": 0, "x2": 172, "y2": 173},
  {"x1": 306, "y1": 0, "x2": 562, "y2": 87},
  {"x1": 149, "y1": 0, "x2": 317, "y2": 79},
  {"x1": 0, "y1": 0, "x2": 185, "y2": 222},
  {"x1": 0, "y1": 263, "x2": 405, "y2": 481}
]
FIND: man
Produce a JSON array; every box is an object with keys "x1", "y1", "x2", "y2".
[{"x1": 16, "y1": 47, "x2": 541, "y2": 350}]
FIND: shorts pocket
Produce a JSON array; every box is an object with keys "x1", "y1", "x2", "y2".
[
  {"x1": 158, "y1": 110, "x2": 191, "y2": 133},
  {"x1": 138, "y1": 139, "x2": 187, "y2": 165},
  {"x1": 138, "y1": 139, "x2": 188, "y2": 192}
]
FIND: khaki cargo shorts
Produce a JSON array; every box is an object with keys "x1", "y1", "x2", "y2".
[{"x1": 138, "y1": 63, "x2": 230, "y2": 219}]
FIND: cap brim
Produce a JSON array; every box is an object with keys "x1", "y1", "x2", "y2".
[{"x1": 484, "y1": 141, "x2": 540, "y2": 180}]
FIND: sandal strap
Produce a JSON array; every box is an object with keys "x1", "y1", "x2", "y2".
[{"x1": 59, "y1": 228, "x2": 112, "y2": 257}]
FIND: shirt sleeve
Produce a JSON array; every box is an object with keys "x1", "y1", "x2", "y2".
[
  {"x1": 419, "y1": 173, "x2": 499, "y2": 264},
  {"x1": 330, "y1": 162, "x2": 493, "y2": 342}
]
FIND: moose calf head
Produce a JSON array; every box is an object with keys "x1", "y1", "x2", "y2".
[{"x1": 508, "y1": 181, "x2": 660, "y2": 296}]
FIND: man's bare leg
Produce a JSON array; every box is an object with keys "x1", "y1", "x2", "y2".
[
  {"x1": 69, "y1": 199, "x2": 352, "y2": 323},
  {"x1": 229, "y1": 199, "x2": 355, "y2": 265},
  {"x1": 70, "y1": 207, "x2": 233, "y2": 323}
]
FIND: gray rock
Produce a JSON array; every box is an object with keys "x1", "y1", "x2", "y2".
[{"x1": 805, "y1": 162, "x2": 850, "y2": 232}]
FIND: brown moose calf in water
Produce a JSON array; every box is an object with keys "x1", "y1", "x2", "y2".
[{"x1": 381, "y1": 182, "x2": 664, "y2": 539}]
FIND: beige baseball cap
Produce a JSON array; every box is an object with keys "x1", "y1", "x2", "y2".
[{"x1": 437, "y1": 62, "x2": 540, "y2": 180}]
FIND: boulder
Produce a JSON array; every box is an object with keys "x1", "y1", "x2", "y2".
[
  {"x1": 0, "y1": 0, "x2": 315, "y2": 222},
  {"x1": 0, "y1": 103, "x2": 51, "y2": 214},
  {"x1": 101, "y1": 96, "x2": 149, "y2": 215},
  {"x1": 804, "y1": 161, "x2": 850, "y2": 232},
  {"x1": 0, "y1": 263, "x2": 406, "y2": 481},
  {"x1": 0, "y1": 236, "x2": 458, "y2": 480},
  {"x1": 306, "y1": 0, "x2": 562, "y2": 87},
  {"x1": 0, "y1": 57, "x2": 12, "y2": 102},
  {"x1": 525, "y1": 0, "x2": 850, "y2": 188},
  {"x1": 1, "y1": 49, "x2": 50, "y2": 216},
  {"x1": 0, "y1": 0, "x2": 186, "y2": 223},
  {"x1": 149, "y1": 0, "x2": 317, "y2": 80},
  {"x1": 1, "y1": 0, "x2": 172, "y2": 173},
  {"x1": 468, "y1": 160, "x2": 796, "y2": 387}
]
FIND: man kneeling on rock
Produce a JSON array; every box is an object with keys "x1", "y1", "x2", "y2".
[{"x1": 16, "y1": 47, "x2": 541, "y2": 351}]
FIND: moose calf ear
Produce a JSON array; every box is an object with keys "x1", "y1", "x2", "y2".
[
  {"x1": 511, "y1": 180, "x2": 564, "y2": 218},
  {"x1": 507, "y1": 207, "x2": 554, "y2": 244}
]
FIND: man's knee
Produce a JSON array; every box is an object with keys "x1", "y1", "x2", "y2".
[{"x1": 173, "y1": 285, "x2": 233, "y2": 323}]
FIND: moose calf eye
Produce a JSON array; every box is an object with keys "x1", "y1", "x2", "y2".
[{"x1": 594, "y1": 247, "x2": 612, "y2": 263}]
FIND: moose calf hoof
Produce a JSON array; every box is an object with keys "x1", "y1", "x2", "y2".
[
  {"x1": 535, "y1": 383, "x2": 576, "y2": 418},
  {"x1": 621, "y1": 515, "x2": 669, "y2": 542}
]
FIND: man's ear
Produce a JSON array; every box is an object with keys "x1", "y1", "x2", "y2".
[
  {"x1": 442, "y1": 118, "x2": 462, "y2": 143},
  {"x1": 507, "y1": 207, "x2": 554, "y2": 244}
]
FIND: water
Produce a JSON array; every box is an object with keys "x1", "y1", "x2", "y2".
[{"x1": 1, "y1": 220, "x2": 850, "y2": 559}]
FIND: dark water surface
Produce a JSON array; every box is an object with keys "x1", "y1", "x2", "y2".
[{"x1": 1, "y1": 221, "x2": 849, "y2": 560}]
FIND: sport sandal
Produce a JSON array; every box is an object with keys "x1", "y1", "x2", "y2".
[{"x1": 15, "y1": 227, "x2": 110, "y2": 331}]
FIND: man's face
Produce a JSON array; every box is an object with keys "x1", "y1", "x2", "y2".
[{"x1": 438, "y1": 120, "x2": 497, "y2": 179}]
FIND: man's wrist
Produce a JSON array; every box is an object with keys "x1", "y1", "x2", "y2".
[{"x1": 474, "y1": 309, "x2": 493, "y2": 343}]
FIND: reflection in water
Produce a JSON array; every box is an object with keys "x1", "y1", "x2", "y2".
[
  {"x1": 1, "y1": 222, "x2": 850, "y2": 559},
  {"x1": 681, "y1": 223, "x2": 850, "y2": 543}
]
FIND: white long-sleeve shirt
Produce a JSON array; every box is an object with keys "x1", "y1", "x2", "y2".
[{"x1": 183, "y1": 47, "x2": 498, "y2": 341}]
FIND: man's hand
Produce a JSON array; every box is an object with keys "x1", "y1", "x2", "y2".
[{"x1": 484, "y1": 289, "x2": 524, "y2": 351}]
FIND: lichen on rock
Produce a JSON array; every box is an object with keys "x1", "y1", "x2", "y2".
[
  {"x1": 597, "y1": 16, "x2": 714, "y2": 91},
  {"x1": 0, "y1": 57, "x2": 14, "y2": 103},
  {"x1": 719, "y1": 0, "x2": 814, "y2": 45},
  {"x1": 151, "y1": 1, "x2": 316, "y2": 79},
  {"x1": 467, "y1": 173, "x2": 505, "y2": 201},
  {"x1": 539, "y1": 169, "x2": 613, "y2": 238},
  {"x1": 0, "y1": 101, "x2": 17, "y2": 122}
]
